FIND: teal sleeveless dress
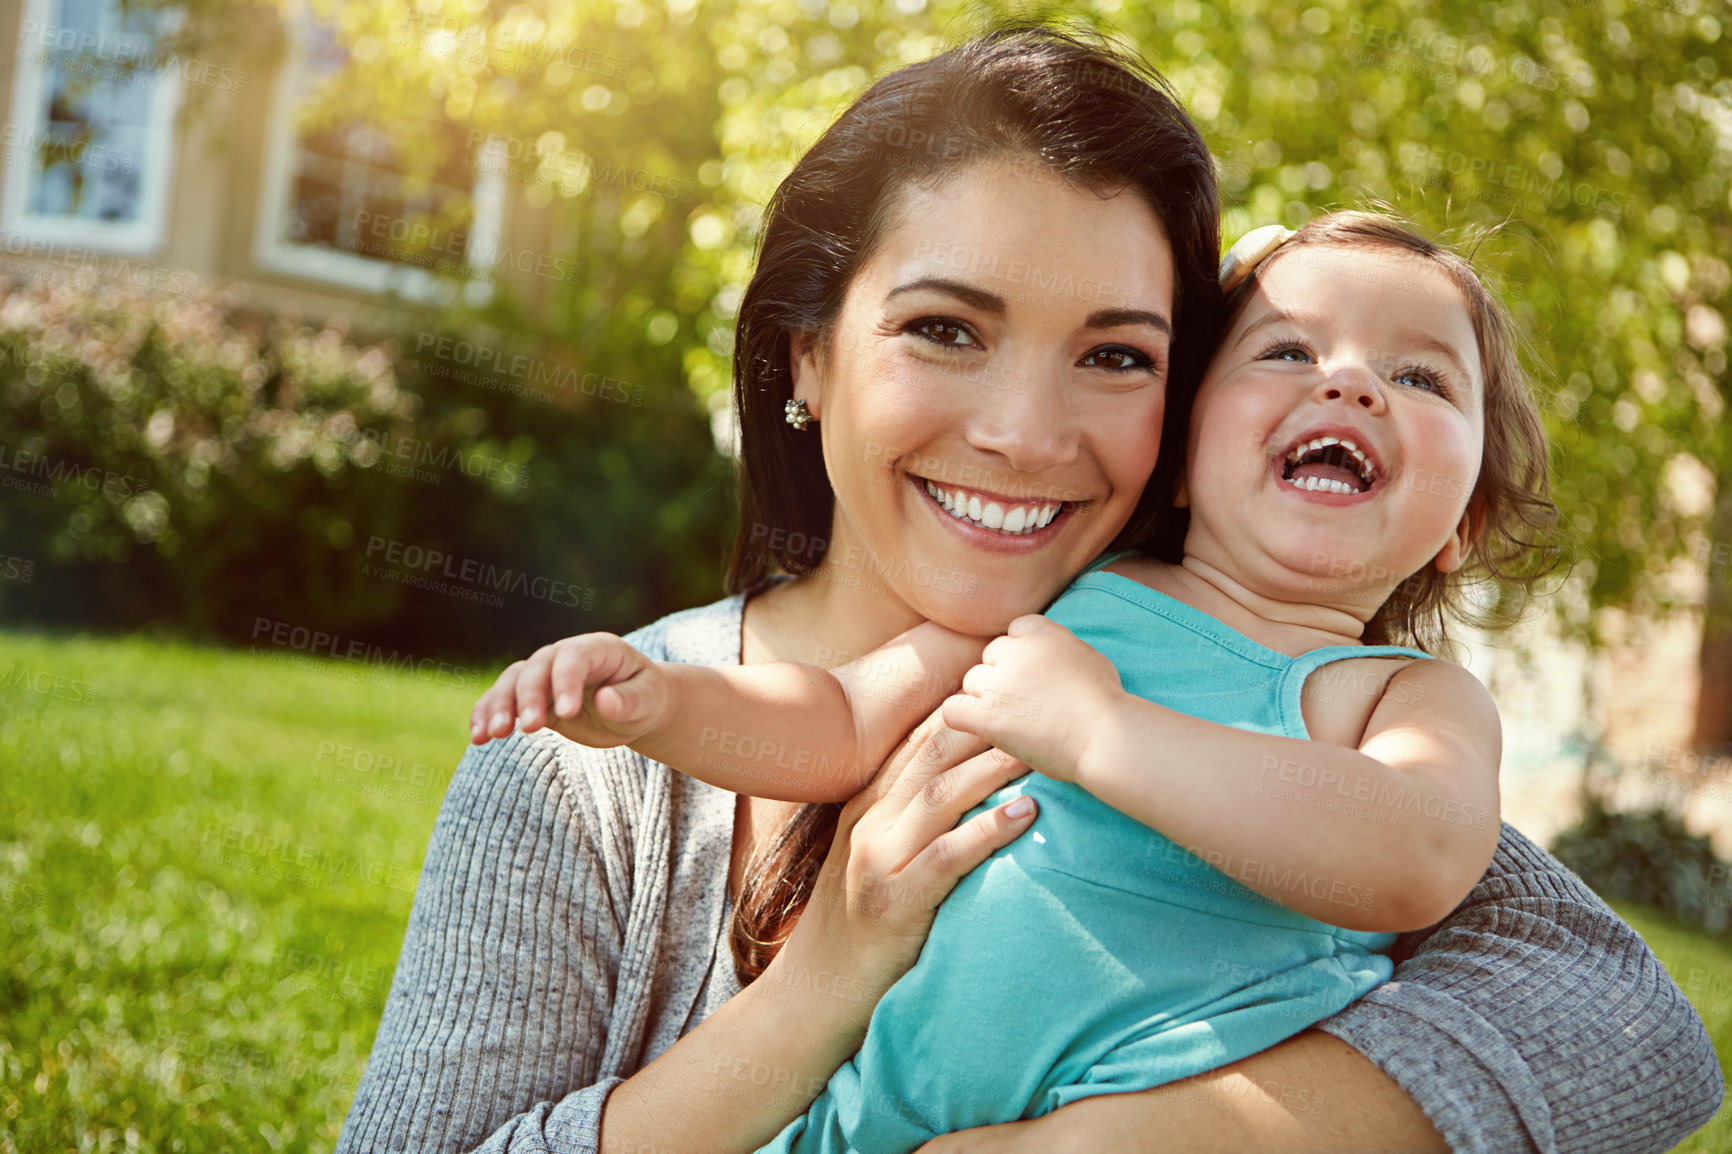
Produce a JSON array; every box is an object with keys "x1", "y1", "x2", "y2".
[{"x1": 757, "y1": 559, "x2": 1431, "y2": 1154}]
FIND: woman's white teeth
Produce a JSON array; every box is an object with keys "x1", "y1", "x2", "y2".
[{"x1": 923, "y1": 480, "x2": 1058, "y2": 535}]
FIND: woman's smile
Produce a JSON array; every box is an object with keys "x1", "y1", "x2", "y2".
[{"x1": 913, "y1": 473, "x2": 1080, "y2": 543}]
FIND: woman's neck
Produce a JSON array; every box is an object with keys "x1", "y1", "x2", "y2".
[{"x1": 740, "y1": 560, "x2": 927, "y2": 667}]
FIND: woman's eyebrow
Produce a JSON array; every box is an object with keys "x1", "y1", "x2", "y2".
[
  {"x1": 885, "y1": 277, "x2": 1005, "y2": 314},
  {"x1": 1087, "y1": 308, "x2": 1171, "y2": 337},
  {"x1": 885, "y1": 277, "x2": 1170, "y2": 336}
]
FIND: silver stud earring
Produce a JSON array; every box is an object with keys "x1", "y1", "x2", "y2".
[{"x1": 784, "y1": 398, "x2": 813, "y2": 430}]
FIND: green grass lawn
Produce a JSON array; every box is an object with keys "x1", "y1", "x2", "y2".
[
  {"x1": 0, "y1": 628, "x2": 480, "y2": 1152},
  {"x1": 2, "y1": 629, "x2": 1728, "y2": 1152}
]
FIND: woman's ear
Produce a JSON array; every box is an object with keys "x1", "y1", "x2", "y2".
[
  {"x1": 1433, "y1": 498, "x2": 1486, "y2": 574},
  {"x1": 789, "y1": 329, "x2": 824, "y2": 421}
]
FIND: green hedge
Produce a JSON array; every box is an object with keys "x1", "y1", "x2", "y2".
[
  {"x1": 0, "y1": 277, "x2": 732, "y2": 662},
  {"x1": 1553, "y1": 795, "x2": 1732, "y2": 936}
]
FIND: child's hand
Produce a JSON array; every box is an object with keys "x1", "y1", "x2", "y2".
[
  {"x1": 470, "y1": 633, "x2": 672, "y2": 748},
  {"x1": 940, "y1": 615, "x2": 1125, "y2": 781}
]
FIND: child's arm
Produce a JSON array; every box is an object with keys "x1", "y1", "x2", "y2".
[
  {"x1": 941, "y1": 615, "x2": 1501, "y2": 933},
  {"x1": 472, "y1": 625, "x2": 987, "y2": 804}
]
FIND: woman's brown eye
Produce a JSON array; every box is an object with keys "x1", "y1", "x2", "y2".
[
  {"x1": 1080, "y1": 346, "x2": 1151, "y2": 372},
  {"x1": 914, "y1": 319, "x2": 975, "y2": 346}
]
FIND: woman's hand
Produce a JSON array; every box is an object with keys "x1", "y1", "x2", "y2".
[
  {"x1": 599, "y1": 711, "x2": 1040, "y2": 1154},
  {"x1": 942, "y1": 615, "x2": 1125, "y2": 782},
  {"x1": 468, "y1": 633, "x2": 673, "y2": 747},
  {"x1": 769, "y1": 712, "x2": 1040, "y2": 1013}
]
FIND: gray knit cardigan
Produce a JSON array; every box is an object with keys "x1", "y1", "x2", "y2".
[{"x1": 336, "y1": 594, "x2": 1724, "y2": 1154}]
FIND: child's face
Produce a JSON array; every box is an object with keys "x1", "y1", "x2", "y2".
[{"x1": 1181, "y1": 244, "x2": 1485, "y2": 618}]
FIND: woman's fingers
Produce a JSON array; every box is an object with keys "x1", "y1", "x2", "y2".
[
  {"x1": 882, "y1": 719, "x2": 988, "y2": 804},
  {"x1": 784, "y1": 728, "x2": 1034, "y2": 1000},
  {"x1": 851, "y1": 713, "x2": 975, "y2": 815},
  {"x1": 902, "y1": 784, "x2": 1036, "y2": 908},
  {"x1": 888, "y1": 745, "x2": 1031, "y2": 855}
]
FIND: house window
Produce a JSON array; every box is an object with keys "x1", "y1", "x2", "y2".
[
  {"x1": 2, "y1": 0, "x2": 183, "y2": 255},
  {"x1": 254, "y1": 13, "x2": 501, "y2": 302}
]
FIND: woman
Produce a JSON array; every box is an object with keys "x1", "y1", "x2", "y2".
[{"x1": 337, "y1": 26, "x2": 1722, "y2": 1154}]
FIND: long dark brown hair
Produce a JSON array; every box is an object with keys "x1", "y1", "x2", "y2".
[{"x1": 723, "y1": 22, "x2": 1224, "y2": 985}]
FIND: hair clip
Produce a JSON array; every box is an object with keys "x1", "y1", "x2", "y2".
[{"x1": 1220, "y1": 224, "x2": 1296, "y2": 294}]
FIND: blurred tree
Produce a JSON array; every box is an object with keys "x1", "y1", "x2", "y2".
[
  {"x1": 1094, "y1": 0, "x2": 1730, "y2": 749},
  {"x1": 147, "y1": 0, "x2": 1729, "y2": 741}
]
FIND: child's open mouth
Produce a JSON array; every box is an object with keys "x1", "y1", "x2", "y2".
[{"x1": 1281, "y1": 435, "x2": 1379, "y2": 495}]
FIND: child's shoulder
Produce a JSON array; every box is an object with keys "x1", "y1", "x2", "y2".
[{"x1": 1301, "y1": 651, "x2": 1490, "y2": 748}]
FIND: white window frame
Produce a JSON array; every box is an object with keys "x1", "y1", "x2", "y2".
[
  {"x1": 1, "y1": 0, "x2": 184, "y2": 256},
  {"x1": 254, "y1": 6, "x2": 502, "y2": 304}
]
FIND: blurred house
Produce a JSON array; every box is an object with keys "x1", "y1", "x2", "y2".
[{"x1": 0, "y1": 0, "x2": 577, "y2": 330}]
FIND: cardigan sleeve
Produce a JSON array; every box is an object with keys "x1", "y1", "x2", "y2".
[
  {"x1": 335, "y1": 603, "x2": 743, "y2": 1154},
  {"x1": 333, "y1": 730, "x2": 632, "y2": 1154},
  {"x1": 1314, "y1": 823, "x2": 1724, "y2": 1154}
]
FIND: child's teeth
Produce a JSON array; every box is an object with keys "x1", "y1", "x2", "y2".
[{"x1": 1287, "y1": 475, "x2": 1358, "y2": 494}]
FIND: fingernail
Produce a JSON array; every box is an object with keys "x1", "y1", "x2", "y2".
[
  {"x1": 1005, "y1": 796, "x2": 1034, "y2": 818},
  {"x1": 555, "y1": 694, "x2": 574, "y2": 715},
  {"x1": 492, "y1": 712, "x2": 510, "y2": 731}
]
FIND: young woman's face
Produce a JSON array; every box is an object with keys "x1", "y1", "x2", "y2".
[
  {"x1": 1182, "y1": 244, "x2": 1487, "y2": 617},
  {"x1": 791, "y1": 155, "x2": 1177, "y2": 636}
]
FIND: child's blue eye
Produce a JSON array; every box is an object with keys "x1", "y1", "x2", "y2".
[
  {"x1": 1393, "y1": 366, "x2": 1449, "y2": 396},
  {"x1": 1256, "y1": 340, "x2": 1315, "y2": 364}
]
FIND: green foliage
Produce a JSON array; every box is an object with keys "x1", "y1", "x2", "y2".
[
  {"x1": 0, "y1": 629, "x2": 468, "y2": 1151},
  {"x1": 82, "y1": 0, "x2": 1732, "y2": 648},
  {"x1": 1554, "y1": 794, "x2": 1732, "y2": 935},
  {"x1": 0, "y1": 278, "x2": 731, "y2": 659},
  {"x1": 223, "y1": 0, "x2": 1724, "y2": 632},
  {"x1": 694, "y1": 0, "x2": 1730, "y2": 628}
]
